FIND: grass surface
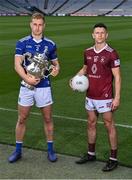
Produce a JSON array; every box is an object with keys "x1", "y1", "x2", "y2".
[{"x1": 0, "y1": 16, "x2": 132, "y2": 167}]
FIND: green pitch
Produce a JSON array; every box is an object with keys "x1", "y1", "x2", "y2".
[{"x1": 0, "y1": 16, "x2": 132, "y2": 167}]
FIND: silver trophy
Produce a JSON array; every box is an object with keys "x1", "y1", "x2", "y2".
[{"x1": 21, "y1": 47, "x2": 52, "y2": 90}]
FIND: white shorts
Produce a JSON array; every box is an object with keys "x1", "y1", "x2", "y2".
[
  {"x1": 18, "y1": 86, "x2": 53, "y2": 107},
  {"x1": 85, "y1": 97, "x2": 112, "y2": 113}
]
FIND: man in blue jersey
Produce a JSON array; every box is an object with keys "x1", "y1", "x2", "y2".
[{"x1": 8, "y1": 13, "x2": 60, "y2": 163}]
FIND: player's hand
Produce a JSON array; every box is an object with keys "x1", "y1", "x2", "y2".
[
  {"x1": 26, "y1": 74, "x2": 40, "y2": 85},
  {"x1": 69, "y1": 78, "x2": 76, "y2": 91},
  {"x1": 50, "y1": 65, "x2": 59, "y2": 77},
  {"x1": 69, "y1": 78, "x2": 72, "y2": 88},
  {"x1": 111, "y1": 98, "x2": 120, "y2": 111}
]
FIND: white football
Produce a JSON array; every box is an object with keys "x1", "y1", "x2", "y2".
[{"x1": 71, "y1": 75, "x2": 89, "y2": 92}]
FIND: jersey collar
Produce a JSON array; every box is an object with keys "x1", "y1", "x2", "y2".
[
  {"x1": 94, "y1": 43, "x2": 108, "y2": 54},
  {"x1": 31, "y1": 35, "x2": 44, "y2": 43}
]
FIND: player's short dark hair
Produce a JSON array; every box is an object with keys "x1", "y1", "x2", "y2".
[
  {"x1": 93, "y1": 23, "x2": 107, "y2": 31},
  {"x1": 31, "y1": 12, "x2": 45, "y2": 23}
]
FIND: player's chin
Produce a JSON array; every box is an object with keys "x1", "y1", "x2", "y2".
[{"x1": 33, "y1": 32, "x2": 42, "y2": 36}]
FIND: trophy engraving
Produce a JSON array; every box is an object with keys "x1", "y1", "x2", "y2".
[{"x1": 21, "y1": 47, "x2": 52, "y2": 90}]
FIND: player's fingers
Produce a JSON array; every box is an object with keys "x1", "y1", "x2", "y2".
[
  {"x1": 111, "y1": 104, "x2": 118, "y2": 111},
  {"x1": 69, "y1": 79, "x2": 73, "y2": 87},
  {"x1": 51, "y1": 70, "x2": 58, "y2": 76}
]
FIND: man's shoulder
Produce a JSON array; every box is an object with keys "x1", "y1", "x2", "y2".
[
  {"x1": 105, "y1": 45, "x2": 115, "y2": 53},
  {"x1": 84, "y1": 46, "x2": 94, "y2": 53},
  {"x1": 18, "y1": 35, "x2": 31, "y2": 43},
  {"x1": 43, "y1": 37, "x2": 56, "y2": 46}
]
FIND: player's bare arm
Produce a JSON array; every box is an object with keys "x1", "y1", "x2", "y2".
[
  {"x1": 50, "y1": 60, "x2": 60, "y2": 77},
  {"x1": 111, "y1": 67, "x2": 121, "y2": 111},
  {"x1": 15, "y1": 55, "x2": 40, "y2": 85},
  {"x1": 77, "y1": 65, "x2": 87, "y2": 76}
]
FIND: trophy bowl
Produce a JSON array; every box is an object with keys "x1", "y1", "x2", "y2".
[{"x1": 21, "y1": 52, "x2": 51, "y2": 90}]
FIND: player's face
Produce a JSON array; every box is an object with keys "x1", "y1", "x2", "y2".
[
  {"x1": 30, "y1": 18, "x2": 45, "y2": 37},
  {"x1": 92, "y1": 27, "x2": 108, "y2": 44}
]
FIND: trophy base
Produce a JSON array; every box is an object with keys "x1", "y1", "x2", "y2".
[{"x1": 21, "y1": 80, "x2": 35, "y2": 90}]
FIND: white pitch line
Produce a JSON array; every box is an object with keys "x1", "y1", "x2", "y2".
[{"x1": 0, "y1": 107, "x2": 132, "y2": 129}]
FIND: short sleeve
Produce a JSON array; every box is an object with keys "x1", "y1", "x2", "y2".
[
  {"x1": 15, "y1": 40, "x2": 25, "y2": 56},
  {"x1": 49, "y1": 43, "x2": 58, "y2": 61},
  {"x1": 110, "y1": 49, "x2": 120, "y2": 68}
]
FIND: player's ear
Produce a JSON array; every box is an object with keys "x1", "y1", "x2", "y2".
[
  {"x1": 43, "y1": 22, "x2": 46, "y2": 29},
  {"x1": 92, "y1": 33, "x2": 95, "y2": 39},
  {"x1": 30, "y1": 22, "x2": 32, "y2": 29},
  {"x1": 106, "y1": 32, "x2": 108, "y2": 39}
]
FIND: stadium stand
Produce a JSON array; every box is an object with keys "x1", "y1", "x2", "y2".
[
  {"x1": 108, "y1": 0, "x2": 132, "y2": 16},
  {"x1": 44, "y1": 0, "x2": 69, "y2": 15},
  {"x1": 0, "y1": 0, "x2": 31, "y2": 15},
  {"x1": 71, "y1": 0, "x2": 125, "y2": 16},
  {"x1": 0, "y1": 0, "x2": 132, "y2": 16},
  {"x1": 52, "y1": 0, "x2": 95, "y2": 16},
  {"x1": 103, "y1": 0, "x2": 127, "y2": 16}
]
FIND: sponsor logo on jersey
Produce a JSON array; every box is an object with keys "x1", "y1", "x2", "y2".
[
  {"x1": 100, "y1": 56, "x2": 105, "y2": 63},
  {"x1": 89, "y1": 74, "x2": 101, "y2": 79},
  {"x1": 87, "y1": 56, "x2": 92, "y2": 60},
  {"x1": 26, "y1": 45, "x2": 32, "y2": 49},
  {"x1": 91, "y1": 64, "x2": 97, "y2": 74},
  {"x1": 94, "y1": 56, "x2": 99, "y2": 62},
  {"x1": 105, "y1": 93, "x2": 108, "y2": 98}
]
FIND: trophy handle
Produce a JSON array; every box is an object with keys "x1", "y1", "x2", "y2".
[{"x1": 44, "y1": 65, "x2": 54, "y2": 78}]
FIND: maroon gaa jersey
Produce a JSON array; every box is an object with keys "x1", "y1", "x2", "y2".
[{"x1": 84, "y1": 44, "x2": 120, "y2": 100}]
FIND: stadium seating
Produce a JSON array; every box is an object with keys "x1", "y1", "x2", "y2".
[{"x1": 0, "y1": 0, "x2": 132, "y2": 16}]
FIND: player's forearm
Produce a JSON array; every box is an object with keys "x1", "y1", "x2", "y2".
[
  {"x1": 114, "y1": 75, "x2": 121, "y2": 100},
  {"x1": 77, "y1": 65, "x2": 87, "y2": 76},
  {"x1": 15, "y1": 64, "x2": 28, "y2": 81},
  {"x1": 51, "y1": 60, "x2": 60, "y2": 76},
  {"x1": 14, "y1": 56, "x2": 28, "y2": 81}
]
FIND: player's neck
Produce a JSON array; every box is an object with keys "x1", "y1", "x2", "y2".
[
  {"x1": 32, "y1": 34, "x2": 43, "y2": 41},
  {"x1": 94, "y1": 42, "x2": 107, "y2": 52}
]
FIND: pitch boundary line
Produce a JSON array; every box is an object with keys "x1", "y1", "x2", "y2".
[{"x1": 0, "y1": 107, "x2": 132, "y2": 129}]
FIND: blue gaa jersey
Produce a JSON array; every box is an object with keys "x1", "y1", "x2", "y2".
[{"x1": 15, "y1": 35, "x2": 58, "y2": 88}]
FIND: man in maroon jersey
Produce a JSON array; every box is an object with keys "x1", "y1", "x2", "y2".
[{"x1": 73, "y1": 23, "x2": 121, "y2": 171}]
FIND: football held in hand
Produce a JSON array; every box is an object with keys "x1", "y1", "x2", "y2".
[{"x1": 71, "y1": 75, "x2": 89, "y2": 92}]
